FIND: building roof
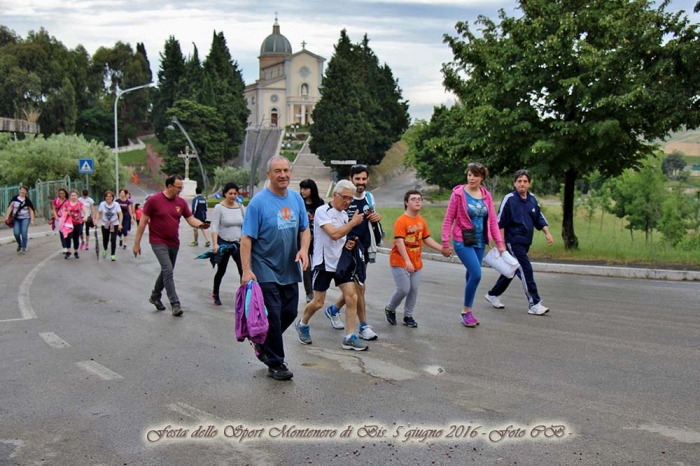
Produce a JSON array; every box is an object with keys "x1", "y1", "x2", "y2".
[{"x1": 260, "y1": 18, "x2": 292, "y2": 56}]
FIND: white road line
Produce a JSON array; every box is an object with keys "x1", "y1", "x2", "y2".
[
  {"x1": 75, "y1": 361, "x2": 124, "y2": 380},
  {"x1": 166, "y1": 402, "x2": 223, "y2": 422},
  {"x1": 10, "y1": 250, "x2": 63, "y2": 322},
  {"x1": 39, "y1": 332, "x2": 71, "y2": 349}
]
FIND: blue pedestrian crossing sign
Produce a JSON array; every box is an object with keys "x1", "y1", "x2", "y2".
[{"x1": 78, "y1": 158, "x2": 94, "y2": 174}]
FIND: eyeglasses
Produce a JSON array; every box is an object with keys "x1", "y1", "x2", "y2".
[
  {"x1": 336, "y1": 193, "x2": 354, "y2": 201},
  {"x1": 408, "y1": 197, "x2": 423, "y2": 202},
  {"x1": 173, "y1": 184, "x2": 183, "y2": 190},
  {"x1": 468, "y1": 162, "x2": 484, "y2": 168},
  {"x1": 351, "y1": 164, "x2": 367, "y2": 169}
]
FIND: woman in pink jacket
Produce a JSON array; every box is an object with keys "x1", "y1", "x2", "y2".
[{"x1": 442, "y1": 163, "x2": 506, "y2": 328}]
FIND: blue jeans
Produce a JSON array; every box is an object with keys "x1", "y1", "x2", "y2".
[
  {"x1": 453, "y1": 241, "x2": 485, "y2": 308},
  {"x1": 13, "y1": 217, "x2": 30, "y2": 249}
]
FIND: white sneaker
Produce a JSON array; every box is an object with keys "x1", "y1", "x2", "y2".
[
  {"x1": 485, "y1": 294, "x2": 505, "y2": 309},
  {"x1": 359, "y1": 325, "x2": 378, "y2": 341},
  {"x1": 528, "y1": 302, "x2": 550, "y2": 315}
]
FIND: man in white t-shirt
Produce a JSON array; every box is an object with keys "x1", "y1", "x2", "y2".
[
  {"x1": 294, "y1": 180, "x2": 368, "y2": 351},
  {"x1": 79, "y1": 189, "x2": 96, "y2": 250}
]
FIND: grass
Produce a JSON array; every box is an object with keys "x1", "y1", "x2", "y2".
[
  {"x1": 377, "y1": 205, "x2": 700, "y2": 268},
  {"x1": 118, "y1": 148, "x2": 147, "y2": 166}
]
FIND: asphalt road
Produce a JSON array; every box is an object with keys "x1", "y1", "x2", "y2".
[{"x1": 1, "y1": 217, "x2": 699, "y2": 465}]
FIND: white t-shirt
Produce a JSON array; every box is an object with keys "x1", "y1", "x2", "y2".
[
  {"x1": 98, "y1": 201, "x2": 121, "y2": 228},
  {"x1": 313, "y1": 203, "x2": 349, "y2": 272},
  {"x1": 79, "y1": 196, "x2": 95, "y2": 218}
]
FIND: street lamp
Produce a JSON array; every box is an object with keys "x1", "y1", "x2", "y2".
[
  {"x1": 114, "y1": 82, "x2": 155, "y2": 192},
  {"x1": 167, "y1": 117, "x2": 209, "y2": 193}
]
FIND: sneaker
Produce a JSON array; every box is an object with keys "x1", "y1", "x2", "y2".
[
  {"x1": 20, "y1": 249, "x2": 27, "y2": 255},
  {"x1": 103, "y1": 250, "x2": 108, "y2": 258},
  {"x1": 16, "y1": 245, "x2": 21, "y2": 252},
  {"x1": 461, "y1": 311, "x2": 479, "y2": 328},
  {"x1": 171, "y1": 303, "x2": 183, "y2": 317},
  {"x1": 188, "y1": 241, "x2": 198, "y2": 247},
  {"x1": 324, "y1": 305, "x2": 345, "y2": 330},
  {"x1": 149, "y1": 297, "x2": 166, "y2": 311},
  {"x1": 485, "y1": 294, "x2": 505, "y2": 309},
  {"x1": 403, "y1": 316, "x2": 418, "y2": 328},
  {"x1": 79, "y1": 242, "x2": 85, "y2": 250},
  {"x1": 342, "y1": 334, "x2": 368, "y2": 351},
  {"x1": 111, "y1": 255, "x2": 116, "y2": 261},
  {"x1": 74, "y1": 252, "x2": 79, "y2": 259},
  {"x1": 64, "y1": 252, "x2": 71, "y2": 259},
  {"x1": 385, "y1": 306, "x2": 397, "y2": 325},
  {"x1": 211, "y1": 294, "x2": 222, "y2": 306},
  {"x1": 250, "y1": 341, "x2": 268, "y2": 363},
  {"x1": 528, "y1": 302, "x2": 550, "y2": 316},
  {"x1": 267, "y1": 364, "x2": 293, "y2": 381},
  {"x1": 85, "y1": 244, "x2": 89, "y2": 250},
  {"x1": 119, "y1": 239, "x2": 123, "y2": 247},
  {"x1": 122, "y1": 244, "x2": 127, "y2": 250},
  {"x1": 295, "y1": 320, "x2": 312, "y2": 345},
  {"x1": 359, "y1": 325, "x2": 378, "y2": 341},
  {"x1": 204, "y1": 241, "x2": 211, "y2": 248}
]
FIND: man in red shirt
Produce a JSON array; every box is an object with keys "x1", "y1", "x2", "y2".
[{"x1": 133, "y1": 175, "x2": 210, "y2": 316}]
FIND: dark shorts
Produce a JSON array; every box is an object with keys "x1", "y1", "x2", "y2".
[
  {"x1": 194, "y1": 212, "x2": 207, "y2": 222},
  {"x1": 312, "y1": 267, "x2": 354, "y2": 292}
]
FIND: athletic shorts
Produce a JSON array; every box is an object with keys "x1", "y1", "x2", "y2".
[{"x1": 312, "y1": 267, "x2": 354, "y2": 292}]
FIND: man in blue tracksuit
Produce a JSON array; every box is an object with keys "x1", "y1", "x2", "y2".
[
  {"x1": 189, "y1": 187, "x2": 210, "y2": 247},
  {"x1": 485, "y1": 169, "x2": 554, "y2": 315}
]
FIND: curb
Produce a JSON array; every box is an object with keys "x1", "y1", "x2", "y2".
[{"x1": 377, "y1": 247, "x2": 700, "y2": 282}]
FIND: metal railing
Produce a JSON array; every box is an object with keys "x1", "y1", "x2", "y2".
[{"x1": 1, "y1": 176, "x2": 86, "y2": 222}]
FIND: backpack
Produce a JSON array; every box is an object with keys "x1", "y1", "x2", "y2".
[{"x1": 235, "y1": 280, "x2": 269, "y2": 344}]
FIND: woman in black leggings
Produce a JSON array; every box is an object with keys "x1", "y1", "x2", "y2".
[{"x1": 95, "y1": 190, "x2": 123, "y2": 261}]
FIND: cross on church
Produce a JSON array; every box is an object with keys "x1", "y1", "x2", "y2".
[
  {"x1": 301, "y1": 41, "x2": 306, "y2": 50},
  {"x1": 178, "y1": 146, "x2": 197, "y2": 180}
]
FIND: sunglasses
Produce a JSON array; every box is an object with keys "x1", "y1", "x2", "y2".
[{"x1": 351, "y1": 164, "x2": 368, "y2": 170}]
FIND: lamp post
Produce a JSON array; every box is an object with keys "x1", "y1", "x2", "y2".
[
  {"x1": 167, "y1": 117, "x2": 209, "y2": 193},
  {"x1": 114, "y1": 82, "x2": 155, "y2": 192}
]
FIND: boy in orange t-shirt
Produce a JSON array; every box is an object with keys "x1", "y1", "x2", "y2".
[{"x1": 385, "y1": 190, "x2": 449, "y2": 327}]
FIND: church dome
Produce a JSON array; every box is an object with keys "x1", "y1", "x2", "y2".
[{"x1": 260, "y1": 19, "x2": 292, "y2": 56}]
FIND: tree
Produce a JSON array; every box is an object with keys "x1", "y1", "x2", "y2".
[
  {"x1": 152, "y1": 36, "x2": 185, "y2": 141},
  {"x1": 661, "y1": 151, "x2": 687, "y2": 179},
  {"x1": 441, "y1": 0, "x2": 700, "y2": 249},
  {"x1": 310, "y1": 30, "x2": 410, "y2": 169},
  {"x1": 608, "y1": 161, "x2": 667, "y2": 244},
  {"x1": 202, "y1": 31, "x2": 249, "y2": 161},
  {"x1": 403, "y1": 106, "x2": 473, "y2": 190},
  {"x1": 658, "y1": 187, "x2": 692, "y2": 247},
  {"x1": 162, "y1": 99, "x2": 226, "y2": 184}
]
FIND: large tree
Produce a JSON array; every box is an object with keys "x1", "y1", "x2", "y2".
[
  {"x1": 152, "y1": 36, "x2": 185, "y2": 141},
  {"x1": 442, "y1": 0, "x2": 700, "y2": 249},
  {"x1": 310, "y1": 30, "x2": 410, "y2": 169}
]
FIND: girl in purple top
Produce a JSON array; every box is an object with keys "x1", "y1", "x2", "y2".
[
  {"x1": 442, "y1": 163, "x2": 505, "y2": 328},
  {"x1": 117, "y1": 189, "x2": 135, "y2": 250}
]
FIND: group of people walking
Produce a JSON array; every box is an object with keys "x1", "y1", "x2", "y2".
[{"x1": 4, "y1": 157, "x2": 553, "y2": 384}]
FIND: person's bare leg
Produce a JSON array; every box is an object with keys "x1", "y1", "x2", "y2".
[
  {"x1": 356, "y1": 282, "x2": 367, "y2": 323},
  {"x1": 301, "y1": 290, "x2": 326, "y2": 325},
  {"x1": 339, "y1": 283, "x2": 358, "y2": 334}
]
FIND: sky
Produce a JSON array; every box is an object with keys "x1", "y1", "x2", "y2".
[{"x1": 2, "y1": 0, "x2": 700, "y2": 122}]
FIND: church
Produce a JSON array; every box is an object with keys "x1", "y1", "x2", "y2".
[{"x1": 244, "y1": 17, "x2": 325, "y2": 128}]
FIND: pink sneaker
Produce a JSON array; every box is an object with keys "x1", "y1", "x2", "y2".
[
  {"x1": 85, "y1": 243, "x2": 89, "y2": 250},
  {"x1": 79, "y1": 242, "x2": 85, "y2": 250},
  {"x1": 461, "y1": 311, "x2": 479, "y2": 328}
]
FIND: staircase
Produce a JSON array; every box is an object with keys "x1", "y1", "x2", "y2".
[{"x1": 289, "y1": 137, "x2": 333, "y2": 200}]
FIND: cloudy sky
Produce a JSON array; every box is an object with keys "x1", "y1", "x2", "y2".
[{"x1": 2, "y1": 0, "x2": 699, "y2": 121}]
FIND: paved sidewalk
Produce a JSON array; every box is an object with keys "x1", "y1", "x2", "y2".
[{"x1": 2, "y1": 220, "x2": 697, "y2": 281}]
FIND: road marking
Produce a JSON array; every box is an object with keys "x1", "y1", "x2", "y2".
[
  {"x1": 75, "y1": 361, "x2": 124, "y2": 380},
  {"x1": 39, "y1": 332, "x2": 71, "y2": 349},
  {"x1": 166, "y1": 402, "x2": 222, "y2": 422},
  {"x1": 0, "y1": 250, "x2": 63, "y2": 323}
]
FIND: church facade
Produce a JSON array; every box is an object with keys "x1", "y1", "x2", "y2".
[{"x1": 244, "y1": 18, "x2": 325, "y2": 129}]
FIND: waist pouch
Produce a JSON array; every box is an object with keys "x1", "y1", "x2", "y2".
[{"x1": 461, "y1": 228, "x2": 478, "y2": 246}]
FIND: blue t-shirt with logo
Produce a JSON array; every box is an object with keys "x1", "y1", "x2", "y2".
[
  {"x1": 465, "y1": 193, "x2": 488, "y2": 248},
  {"x1": 242, "y1": 188, "x2": 309, "y2": 285}
]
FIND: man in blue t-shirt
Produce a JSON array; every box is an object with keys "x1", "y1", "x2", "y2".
[
  {"x1": 189, "y1": 186, "x2": 210, "y2": 247},
  {"x1": 241, "y1": 156, "x2": 310, "y2": 381},
  {"x1": 485, "y1": 170, "x2": 554, "y2": 316}
]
